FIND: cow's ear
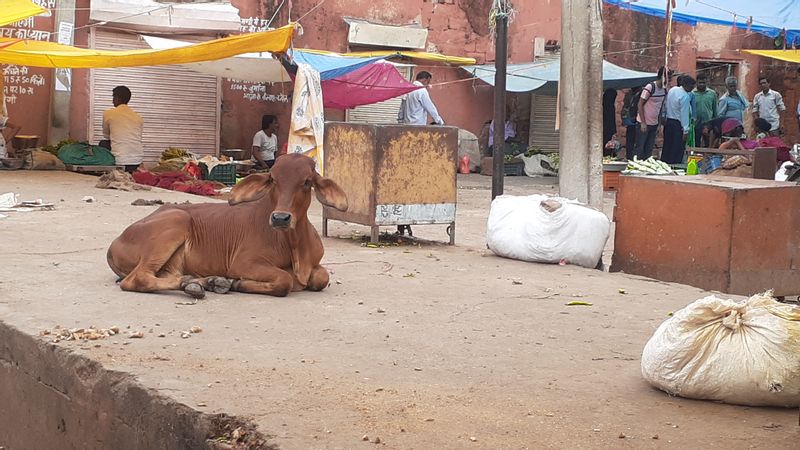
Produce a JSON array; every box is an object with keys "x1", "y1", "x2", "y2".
[
  {"x1": 229, "y1": 172, "x2": 271, "y2": 205},
  {"x1": 312, "y1": 173, "x2": 348, "y2": 211}
]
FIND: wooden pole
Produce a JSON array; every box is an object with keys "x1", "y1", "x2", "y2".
[{"x1": 491, "y1": 13, "x2": 508, "y2": 200}]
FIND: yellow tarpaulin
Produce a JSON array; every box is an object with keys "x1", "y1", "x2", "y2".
[
  {"x1": 0, "y1": 24, "x2": 294, "y2": 68},
  {"x1": 299, "y1": 48, "x2": 476, "y2": 66},
  {"x1": 0, "y1": 0, "x2": 47, "y2": 27},
  {"x1": 742, "y1": 49, "x2": 800, "y2": 64}
]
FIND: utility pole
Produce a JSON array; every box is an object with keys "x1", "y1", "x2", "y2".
[
  {"x1": 559, "y1": 0, "x2": 603, "y2": 207},
  {"x1": 491, "y1": 8, "x2": 508, "y2": 200}
]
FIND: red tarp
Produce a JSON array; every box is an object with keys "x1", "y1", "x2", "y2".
[{"x1": 321, "y1": 61, "x2": 422, "y2": 110}]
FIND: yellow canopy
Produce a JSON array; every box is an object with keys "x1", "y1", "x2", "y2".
[
  {"x1": 741, "y1": 49, "x2": 800, "y2": 64},
  {"x1": 0, "y1": 0, "x2": 47, "y2": 27},
  {"x1": 0, "y1": 25, "x2": 294, "y2": 68},
  {"x1": 298, "y1": 48, "x2": 476, "y2": 66}
]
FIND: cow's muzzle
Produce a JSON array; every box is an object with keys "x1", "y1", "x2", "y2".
[{"x1": 270, "y1": 211, "x2": 292, "y2": 229}]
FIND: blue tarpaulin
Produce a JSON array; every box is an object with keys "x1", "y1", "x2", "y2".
[
  {"x1": 288, "y1": 50, "x2": 385, "y2": 81},
  {"x1": 604, "y1": 0, "x2": 800, "y2": 45},
  {"x1": 463, "y1": 57, "x2": 657, "y2": 94}
]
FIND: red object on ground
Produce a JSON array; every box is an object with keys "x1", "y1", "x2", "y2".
[
  {"x1": 459, "y1": 155, "x2": 471, "y2": 174},
  {"x1": 132, "y1": 169, "x2": 221, "y2": 196},
  {"x1": 183, "y1": 161, "x2": 202, "y2": 179}
]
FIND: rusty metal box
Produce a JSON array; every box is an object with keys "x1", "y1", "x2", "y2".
[
  {"x1": 611, "y1": 175, "x2": 800, "y2": 296},
  {"x1": 322, "y1": 122, "x2": 458, "y2": 244}
]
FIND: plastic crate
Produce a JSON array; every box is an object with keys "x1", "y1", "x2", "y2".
[
  {"x1": 603, "y1": 171, "x2": 620, "y2": 191},
  {"x1": 503, "y1": 161, "x2": 525, "y2": 176},
  {"x1": 200, "y1": 163, "x2": 237, "y2": 185}
]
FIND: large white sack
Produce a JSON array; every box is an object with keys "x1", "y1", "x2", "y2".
[
  {"x1": 642, "y1": 292, "x2": 800, "y2": 407},
  {"x1": 486, "y1": 194, "x2": 610, "y2": 268}
]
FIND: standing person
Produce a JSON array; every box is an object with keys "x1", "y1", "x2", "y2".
[
  {"x1": 0, "y1": 82, "x2": 21, "y2": 159},
  {"x1": 663, "y1": 76, "x2": 696, "y2": 164},
  {"x1": 717, "y1": 76, "x2": 748, "y2": 122},
  {"x1": 251, "y1": 114, "x2": 279, "y2": 169},
  {"x1": 621, "y1": 86, "x2": 642, "y2": 159},
  {"x1": 691, "y1": 75, "x2": 717, "y2": 147},
  {"x1": 102, "y1": 85, "x2": 144, "y2": 172},
  {"x1": 396, "y1": 71, "x2": 444, "y2": 237},
  {"x1": 602, "y1": 88, "x2": 618, "y2": 153},
  {"x1": 398, "y1": 71, "x2": 444, "y2": 126},
  {"x1": 635, "y1": 66, "x2": 668, "y2": 160},
  {"x1": 752, "y1": 76, "x2": 786, "y2": 136},
  {"x1": 796, "y1": 96, "x2": 800, "y2": 136}
]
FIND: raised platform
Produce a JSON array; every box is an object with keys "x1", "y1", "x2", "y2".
[{"x1": 611, "y1": 174, "x2": 800, "y2": 296}]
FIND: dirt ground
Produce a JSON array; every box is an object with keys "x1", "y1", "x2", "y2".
[{"x1": 0, "y1": 171, "x2": 797, "y2": 449}]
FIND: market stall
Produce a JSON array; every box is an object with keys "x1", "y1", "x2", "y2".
[{"x1": 322, "y1": 122, "x2": 458, "y2": 244}]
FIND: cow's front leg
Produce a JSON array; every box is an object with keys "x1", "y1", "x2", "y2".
[
  {"x1": 306, "y1": 265, "x2": 330, "y2": 292},
  {"x1": 230, "y1": 267, "x2": 294, "y2": 297}
]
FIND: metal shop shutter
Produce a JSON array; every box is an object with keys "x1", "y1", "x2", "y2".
[
  {"x1": 89, "y1": 28, "x2": 220, "y2": 163},
  {"x1": 346, "y1": 65, "x2": 412, "y2": 124},
  {"x1": 528, "y1": 94, "x2": 559, "y2": 153}
]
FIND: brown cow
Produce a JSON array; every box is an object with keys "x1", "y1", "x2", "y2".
[{"x1": 107, "y1": 154, "x2": 347, "y2": 298}]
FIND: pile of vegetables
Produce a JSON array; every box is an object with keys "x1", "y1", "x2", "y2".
[
  {"x1": 624, "y1": 156, "x2": 675, "y2": 175},
  {"x1": 160, "y1": 147, "x2": 190, "y2": 162},
  {"x1": 40, "y1": 138, "x2": 77, "y2": 156}
]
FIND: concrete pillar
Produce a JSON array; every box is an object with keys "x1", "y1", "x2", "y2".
[
  {"x1": 559, "y1": 0, "x2": 604, "y2": 207},
  {"x1": 48, "y1": 0, "x2": 76, "y2": 144}
]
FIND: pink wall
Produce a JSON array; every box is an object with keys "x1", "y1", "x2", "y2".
[
  {"x1": 3, "y1": 9, "x2": 55, "y2": 143},
  {"x1": 221, "y1": 0, "x2": 562, "y2": 150}
]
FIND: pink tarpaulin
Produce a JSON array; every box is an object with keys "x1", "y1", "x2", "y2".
[{"x1": 321, "y1": 61, "x2": 422, "y2": 110}]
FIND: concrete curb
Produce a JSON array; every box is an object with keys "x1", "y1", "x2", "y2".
[{"x1": 0, "y1": 321, "x2": 274, "y2": 450}]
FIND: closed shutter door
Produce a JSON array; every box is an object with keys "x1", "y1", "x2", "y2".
[
  {"x1": 528, "y1": 94, "x2": 559, "y2": 153},
  {"x1": 89, "y1": 29, "x2": 220, "y2": 163},
  {"x1": 346, "y1": 65, "x2": 412, "y2": 124}
]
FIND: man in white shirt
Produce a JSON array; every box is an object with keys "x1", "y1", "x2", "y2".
[
  {"x1": 102, "y1": 85, "x2": 144, "y2": 171},
  {"x1": 395, "y1": 71, "x2": 444, "y2": 237},
  {"x1": 251, "y1": 114, "x2": 279, "y2": 169},
  {"x1": 752, "y1": 77, "x2": 786, "y2": 136},
  {"x1": 662, "y1": 76, "x2": 695, "y2": 164},
  {"x1": 398, "y1": 71, "x2": 444, "y2": 126}
]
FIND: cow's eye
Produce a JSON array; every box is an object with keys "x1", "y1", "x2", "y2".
[{"x1": 304, "y1": 179, "x2": 312, "y2": 189}]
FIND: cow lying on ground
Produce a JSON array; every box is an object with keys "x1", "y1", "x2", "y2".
[{"x1": 107, "y1": 154, "x2": 348, "y2": 298}]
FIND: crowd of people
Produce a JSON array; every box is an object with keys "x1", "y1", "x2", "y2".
[{"x1": 615, "y1": 67, "x2": 797, "y2": 165}]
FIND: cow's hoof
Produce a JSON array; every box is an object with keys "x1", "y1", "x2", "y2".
[
  {"x1": 183, "y1": 282, "x2": 206, "y2": 299},
  {"x1": 208, "y1": 276, "x2": 233, "y2": 294}
]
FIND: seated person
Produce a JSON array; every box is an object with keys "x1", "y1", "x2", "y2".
[
  {"x1": 700, "y1": 116, "x2": 727, "y2": 148},
  {"x1": 102, "y1": 85, "x2": 144, "y2": 172},
  {"x1": 252, "y1": 114, "x2": 279, "y2": 169},
  {"x1": 0, "y1": 118, "x2": 21, "y2": 158},
  {"x1": 718, "y1": 118, "x2": 758, "y2": 151},
  {"x1": 488, "y1": 118, "x2": 517, "y2": 156},
  {"x1": 719, "y1": 118, "x2": 794, "y2": 165}
]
